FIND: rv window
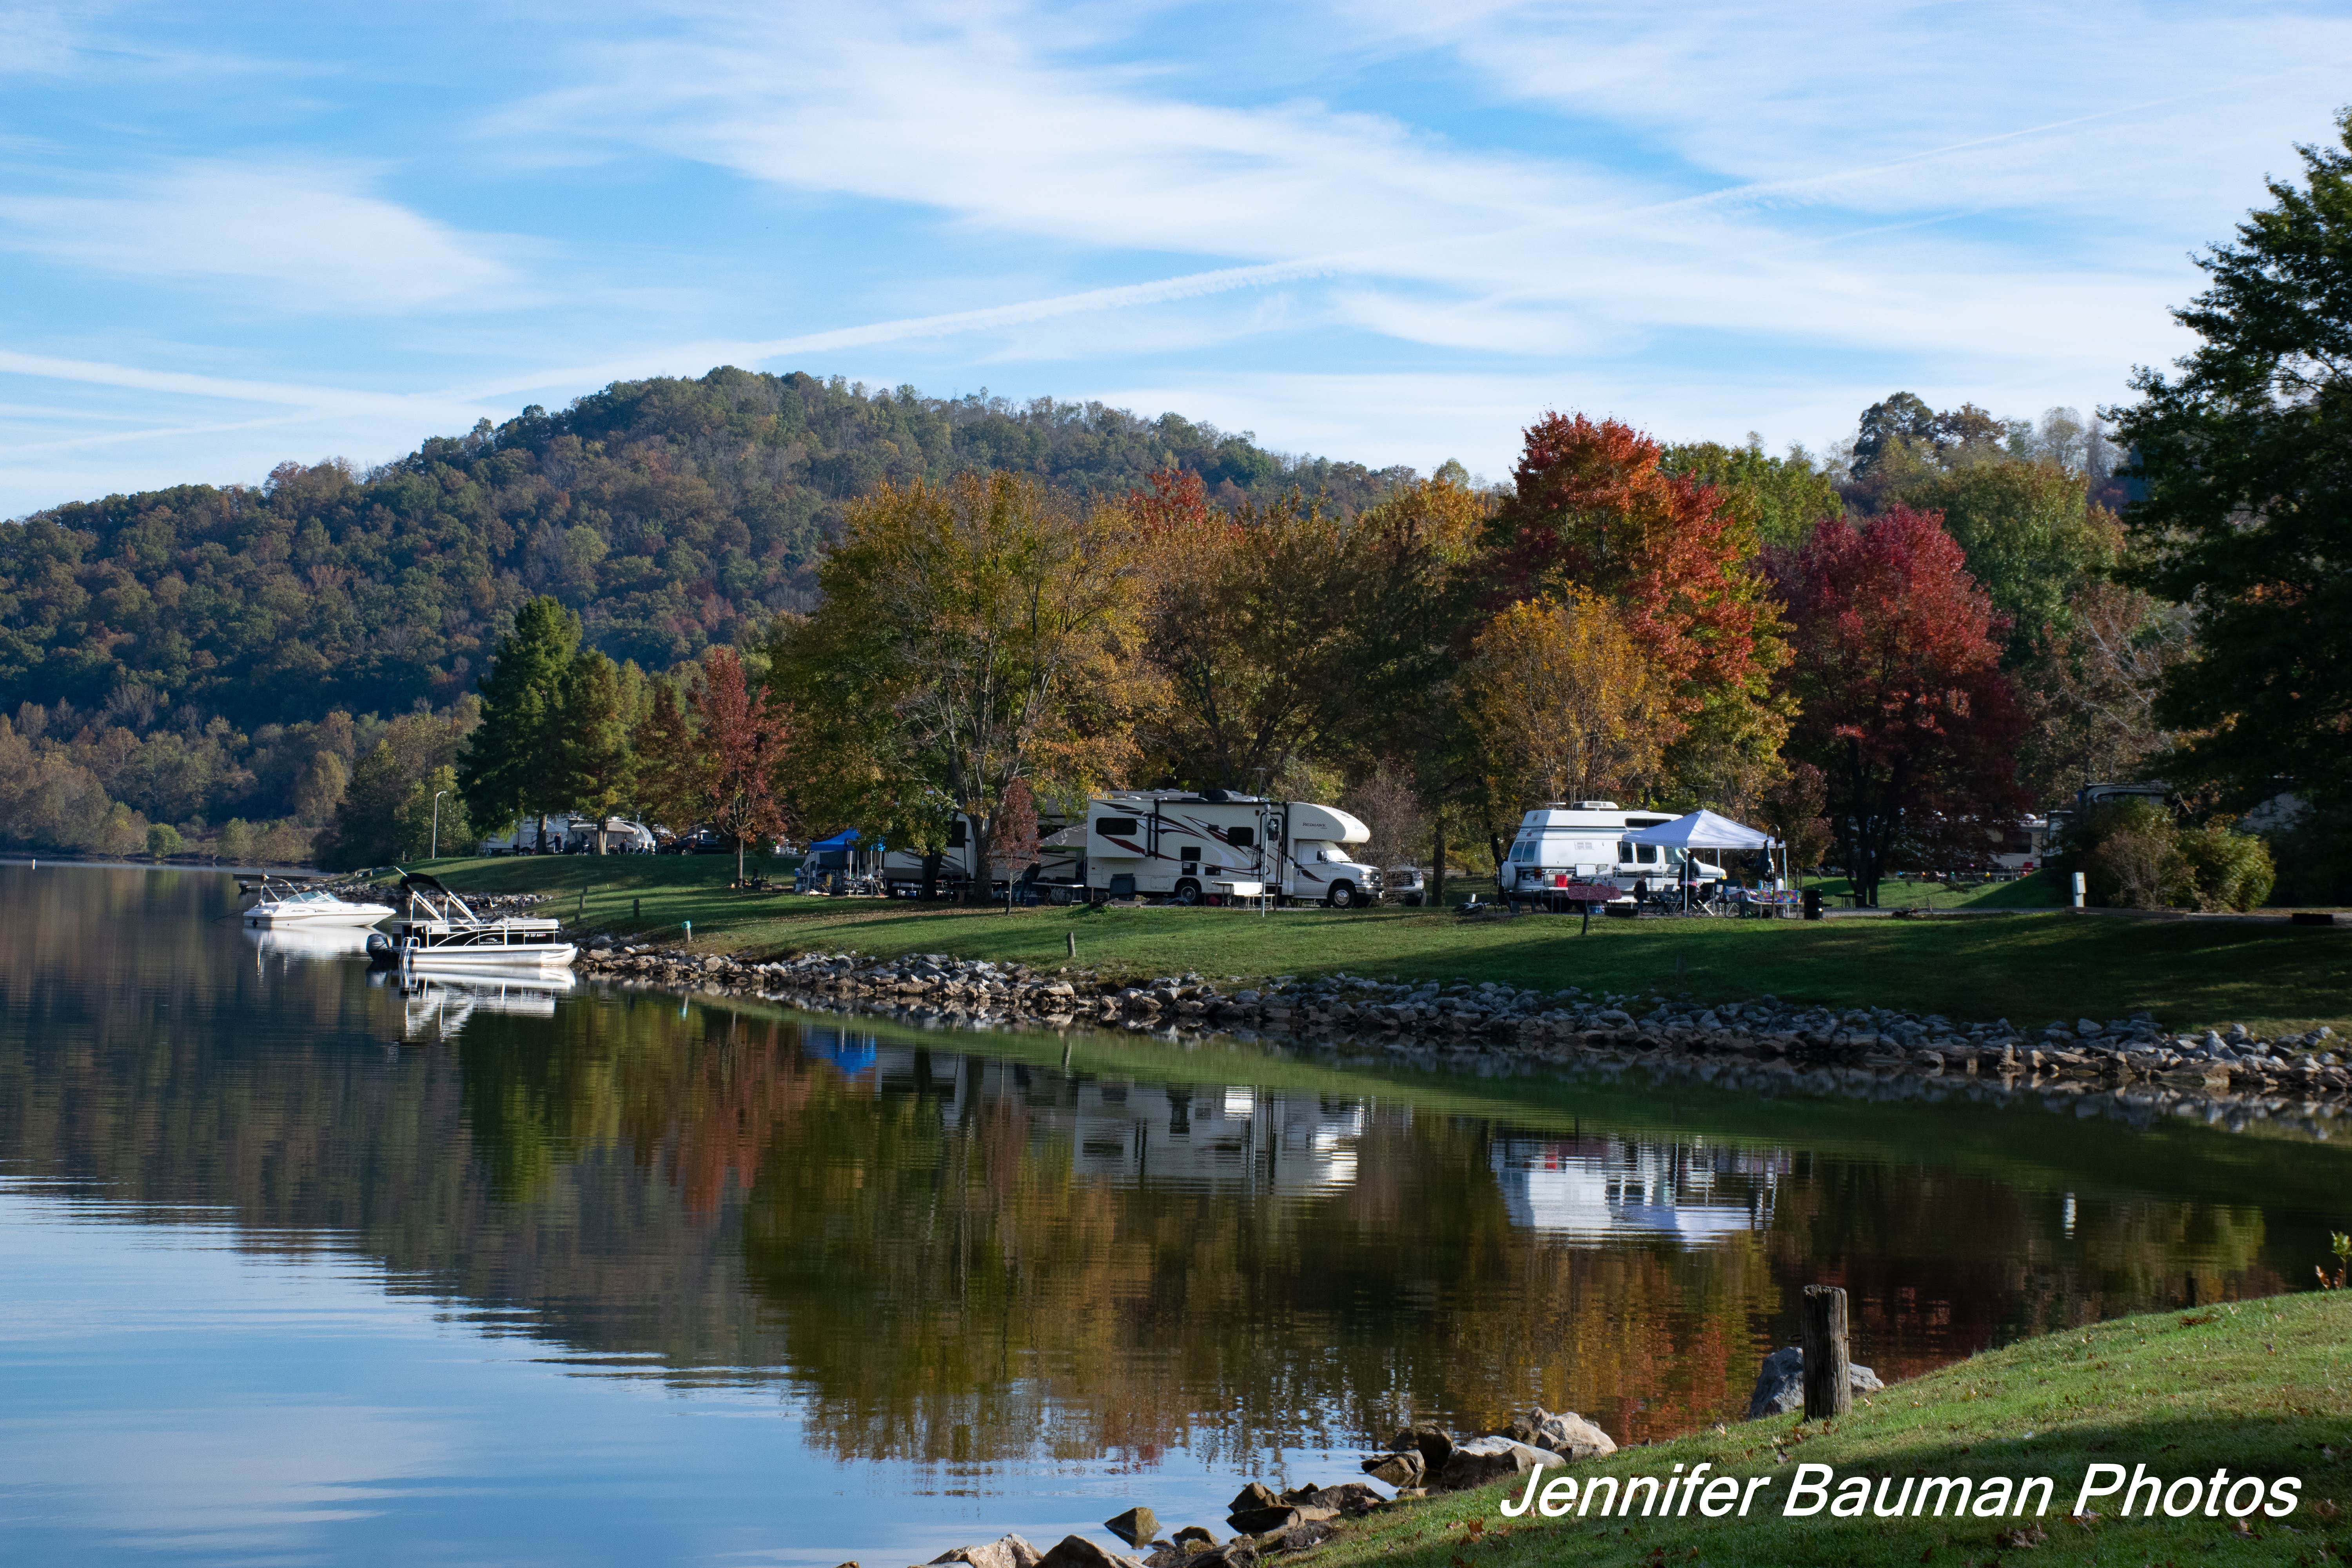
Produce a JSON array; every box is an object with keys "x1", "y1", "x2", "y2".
[
  {"x1": 1511, "y1": 840, "x2": 1535, "y2": 862},
  {"x1": 1096, "y1": 817, "x2": 1139, "y2": 837},
  {"x1": 1618, "y1": 843, "x2": 1633, "y2": 863},
  {"x1": 1226, "y1": 827, "x2": 1254, "y2": 849},
  {"x1": 947, "y1": 820, "x2": 967, "y2": 848},
  {"x1": 1637, "y1": 844, "x2": 1660, "y2": 865}
]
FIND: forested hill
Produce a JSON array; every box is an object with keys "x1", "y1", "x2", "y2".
[{"x1": 0, "y1": 367, "x2": 1411, "y2": 731}]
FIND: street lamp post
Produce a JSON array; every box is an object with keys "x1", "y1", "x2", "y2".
[{"x1": 431, "y1": 790, "x2": 449, "y2": 860}]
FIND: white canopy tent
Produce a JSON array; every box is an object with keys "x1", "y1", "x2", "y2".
[
  {"x1": 1623, "y1": 809, "x2": 1786, "y2": 902},
  {"x1": 1622, "y1": 808, "x2": 1776, "y2": 852}
]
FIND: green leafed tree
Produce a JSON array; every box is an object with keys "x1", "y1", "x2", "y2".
[
  {"x1": 458, "y1": 596, "x2": 580, "y2": 850},
  {"x1": 558, "y1": 649, "x2": 631, "y2": 851},
  {"x1": 1891, "y1": 459, "x2": 2120, "y2": 653},
  {"x1": 1660, "y1": 439, "x2": 1843, "y2": 554},
  {"x1": 2117, "y1": 109, "x2": 2352, "y2": 809}
]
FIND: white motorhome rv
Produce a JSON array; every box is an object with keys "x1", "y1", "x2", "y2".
[
  {"x1": 1501, "y1": 801, "x2": 1729, "y2": 908},
  {"x1": 1084, "y1": 791, "x2": 1382, "y2": 907}
]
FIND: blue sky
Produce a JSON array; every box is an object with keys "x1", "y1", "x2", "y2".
[{"x1": 3, "y1": 1, "x2": 2349, "y2": 516}]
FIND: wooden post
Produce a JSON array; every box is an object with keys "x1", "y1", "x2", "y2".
[
  {"x1": 1066, "y1": 931, "x2": 1077, "y2": 959},
  {"x1": 1801, "y1": 1285, "x2": 1851, "y2": 1419}
]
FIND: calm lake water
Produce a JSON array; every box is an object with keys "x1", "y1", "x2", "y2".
[{"x1": 3, "y1": 863, "x2": 2345, "y2": 1564}]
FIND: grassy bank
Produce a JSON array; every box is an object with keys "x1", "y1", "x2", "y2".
[
  {"x1": 1318, "y1": 1290, "x2": 2352, "y2": 1568},
  {"x1": 390, "y1": 855, "x2": 2352, "y2": 1037}
]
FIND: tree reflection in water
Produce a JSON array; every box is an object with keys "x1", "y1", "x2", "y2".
[{"x1": 0, "y1": 863, "x2": 2324, "y2": 1483}]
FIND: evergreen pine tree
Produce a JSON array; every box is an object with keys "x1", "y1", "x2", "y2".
[{"x1": 458, "y1": 596, "x2": 580, "y2": 849}]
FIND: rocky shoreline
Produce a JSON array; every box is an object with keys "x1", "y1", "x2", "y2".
[
  {"x1": 873, "y1": 1405, "x2": 1621, "y2": 1568},
  {"x1": 569, "y1": 941, "x2": 2349, "y2": 1142}
]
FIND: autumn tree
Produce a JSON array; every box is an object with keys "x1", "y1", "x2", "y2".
[
  {"x1": 772, "y1": 471, "x2": 1138, "y2": 893},
  {"x1": 992, "y1": 777, "x2": 1041, "y2": 900},
  {"x1": 2116, "y1": 109, "x2": 2352, "y2": 811},
  {"x1": 686, "y1": 648, "x2": 793, "y2": 883},
  {"x1": 1757, "y1": 762, "x2": 1832, "y2": 877},
  {"x1": 1134, "y1": 469, "x2": 1486, "y2": 793},
  {"x1": 2013, "y1": 580, "x2": 2193, "y2": 802},
  {"x1": 1134, "y1": 475, "x2": 1356, "y2": 791},
  {"x1": 1771, "y1": 505, "x2": 2029, "y2": 904},
  {"x1": 1461, "y1": 592, "x2": 1677, "y2": 814},
  {"x1": 1487, "y1": 414, "x2": 1788, "y2": 807},
  {"x1": 628, "y1": 681, "x2": 704, "y2": 833}
]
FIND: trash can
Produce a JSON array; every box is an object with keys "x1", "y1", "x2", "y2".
[{"x1": 1801, "y1": 887, "x2": 1824, "y2": 921}]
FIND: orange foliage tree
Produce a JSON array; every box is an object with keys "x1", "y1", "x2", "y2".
[{"x1": 1487, "y1": 414, "x2": 1788, "y2": 802}]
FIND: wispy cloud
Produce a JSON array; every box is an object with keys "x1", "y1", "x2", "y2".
[{"x1": 0, "y1": 161, "x2": 519, "y2": 311}]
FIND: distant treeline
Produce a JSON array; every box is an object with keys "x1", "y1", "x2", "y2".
[{"x1": 0, "y1": 368, "x2": 1412, "y2": 733}]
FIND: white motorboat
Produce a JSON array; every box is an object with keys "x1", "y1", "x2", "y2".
[
  {"x1": 367, "y1": 872, "x2": 577, "y2": 972},
  {"x1": 239, "y1": 875, "x2": 396, "y2": 927}
]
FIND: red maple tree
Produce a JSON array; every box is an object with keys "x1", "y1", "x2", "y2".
[
  {"x1": 1489, "y1": 413, "x2": 1781, "y2": 711},
  {"x1": 1770, "y1": 505, "x2": 2029, "y2": 904},
  {"x1": 686, "y1": 648, "x2": 795, "y2": 884}
]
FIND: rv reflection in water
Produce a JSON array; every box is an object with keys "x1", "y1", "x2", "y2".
[{"x1": 1489, "y1": 1137, "x2": 1786, "y2": 1241}]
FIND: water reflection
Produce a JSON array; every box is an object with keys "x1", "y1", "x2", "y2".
[
  {"x1": 1490, "y1": 1137, "x2": 1780, "y2": 1241},
  {"x1": 2, "y1": 863, "x2": 2347, "y2": 1565},
  {"x1": 377, "y1": 969, "x2": 578, "y2": 1039}
]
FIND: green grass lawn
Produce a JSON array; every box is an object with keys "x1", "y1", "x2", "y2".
[
  {"x1": 1316, "y1": 1290, "x2": 2352, "y2": 1568},
  {"x1": 389, "y1": 855, "x2": 2352, "y2": 1036},
  {"x1": 1806, "y1": 871, "x2": 2068, "y2": 911}
]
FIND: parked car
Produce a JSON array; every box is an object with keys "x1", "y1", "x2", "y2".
[
  {"x1": 1386, "y1": 865, "x2": 1426, "y2": 906},
  {"x1": 661, "y1": 828, "x2": 729, "y2": 855}
]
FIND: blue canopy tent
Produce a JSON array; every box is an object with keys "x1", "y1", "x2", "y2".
[{"x1": 801, "y1": 828, "x2": 883, "y2": 890}]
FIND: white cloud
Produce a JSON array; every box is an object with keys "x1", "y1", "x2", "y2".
[{"x1": 0, "y1": 161, "x2": 520, "y2": 311}]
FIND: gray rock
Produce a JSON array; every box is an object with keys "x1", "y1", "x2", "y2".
[
  {"x1": 1172, "y1": 1528, "x2": 1218, "y2": 1549},
  {"x1": 1433, "y1": 1436, "x2": 1569, "y2": 1491},
  {"x1": 1034, "y1": 1539, "x2": 1144, "y2": 1568},
  {"x1": 1744, "y1": 1345, "x2": 1885, "y2": 1419},
  {"x1": 1386, "y1": 1423, "x2": 1454, "y2": 1472},
  {"x1": 1299, "y1": 1483, "x2": 1382, "y2": 1515},
  {"x1": 1228, "y1": 1483, "x2": 1278, "y2": 1515},
  {"x1": 932, "y1": 1538, "x2": 1044, "y2": 1568},
  {"x1": 1191, "y1": 1540, "x2": 1256, "y2": 1568},
  {"x1": 1104, "y1": 1510, "x2": 1158, "y2": 1548},
  {"x1": 1526, "y1": 1409, "x2": 1616, "y2": 1460},
  {"x1": 1359, "y1": 1450, "x2": 1423, "y2": 1487},
  {"x1": 1227, "y1": 1506, "x2": 1334, "y2": 1536}
]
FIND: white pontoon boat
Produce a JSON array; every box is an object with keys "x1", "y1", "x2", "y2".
[
  {"x1": 366, "y1": 872, "x2": 577, "y2": 972},
  {"x1": 239, "y1": 875, "x2": 396, "y2": 927}
]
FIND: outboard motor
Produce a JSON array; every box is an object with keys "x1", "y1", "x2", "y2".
[{"x1": 366, "y1": 932, "x2": 397, "y2": 966}]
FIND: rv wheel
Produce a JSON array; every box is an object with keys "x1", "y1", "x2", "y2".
[
  {"x1": 1327, "y1": 881, "x2": 1358, "y2": 909},
  {"x1": 1173, "y1": 878, "x2": 1202, "y2": 906}
]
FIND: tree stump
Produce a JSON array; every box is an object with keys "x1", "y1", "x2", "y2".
[{"x1": 1800, "y1": 1285, "x2": 1852, "y2": 1419}]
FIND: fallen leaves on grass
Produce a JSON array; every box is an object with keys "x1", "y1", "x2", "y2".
[{"x1": 1993, "y1": 1523, "x2": 2047, "y2": 1549}]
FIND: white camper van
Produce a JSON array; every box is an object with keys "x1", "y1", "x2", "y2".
[
  {"x1": 1502, "y1": 801, "x2": 1728, "y2": 908},
  {"x1": 1084, "y1": 791, "x2": 1382, "y2": 907}
]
